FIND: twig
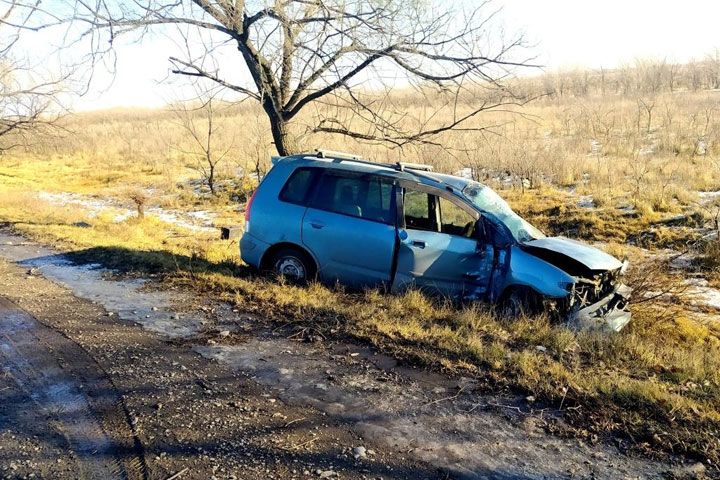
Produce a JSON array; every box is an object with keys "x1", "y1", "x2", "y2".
[
  {"x1": 283, "y1": 417, "x2": 306, "y2": 428},
  {"x1": 165, "y1": 468, "x2": 189, "y2": 480},
  {"x1": 423, "y1": 386, "x2": 466, "y2": 407},
  {"x1": 295, "y1": 437, "x2": 318, "y2": 449},
  {"x1": 487, "y1": 402, "x2": 522, "y2": 412},
  {"x1": 464, "y1": 402, "x2": 485, "y2": 413},
  {"x1": 559, "y1": 387, "x2": 569, "y2": 411}
]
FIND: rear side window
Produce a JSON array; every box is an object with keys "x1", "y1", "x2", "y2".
[
  {"x1": 279, "y1": 167, "x2": 318, "y2": 205},
  {"x1": 310, "y1": 172, "x2": 394, "y2": 224}
]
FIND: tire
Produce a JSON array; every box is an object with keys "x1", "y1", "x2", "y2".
[
  {"x1": 269, "y1": 247, "x2": 316, "y2": 283},
  {"x1": 498, "y1": 287, "x2": 539, "y2": 318}
]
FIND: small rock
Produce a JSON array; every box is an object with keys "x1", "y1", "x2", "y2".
[
  {"x1": 219, "y1": 330, "x2": 230, "y2": 338},
  {"x1": 352, "y1": 446, "x2": 367, "y2": 458},
  {"x1": 526, "y1": 395, "x2": 536, "y2": 404},
  {"x1": 151, "y1": 306, "x2": 158, "y2": 311},
  {"x1": 107, "y1": 312, "x2": 115, "y2": 317},
  {"x1": 535, "y1": 345, "x2": 547, "y2": 353},
  {"x1": 432, "y1": 387, "x2": 446, "y2": 395}
]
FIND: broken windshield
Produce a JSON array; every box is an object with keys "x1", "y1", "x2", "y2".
[{"x1": 461, "y1": 182, "x2": 545, "y2": 242}]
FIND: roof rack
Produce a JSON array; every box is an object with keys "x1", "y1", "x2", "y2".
[
  {"x1": 315, "y1": 149, "x2": 363, "y2": 161},
  {"x1": 396, "y1": 161, "x2": 433, "y2": 172},
  {"x1": 312, "y1": 149, "x2": 434, "y2": 174}
]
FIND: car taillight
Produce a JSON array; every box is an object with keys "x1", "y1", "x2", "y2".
[{"x1": 244, "y1": 189, "x2": 258, "y2": 232}]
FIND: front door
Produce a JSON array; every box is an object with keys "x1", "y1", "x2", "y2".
[
  {"x1": 302, "y1": 170, "x2": 397, "y2": 288},
  {"x1": 392, "y1": 188, "x2": 494, "y2": 298}
]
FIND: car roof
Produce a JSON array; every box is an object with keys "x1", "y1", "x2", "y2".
[{"x1": 278, "y1": 153, "x2": 475, "y2": 192}]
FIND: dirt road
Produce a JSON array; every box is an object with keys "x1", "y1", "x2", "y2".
[{"x1": 0, "y1": 231, "x2": 694, "y2": 479}]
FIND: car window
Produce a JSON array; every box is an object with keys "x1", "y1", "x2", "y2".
[
  {"x1": 310, "y1": 172, "x2": 394, "y2": 224},
  {"x1": 438, "y1": 196, "x2": 475, "y2": 237},
  {"x1": 279, "y1": 167, "x2": 318, "y2": 205},
  {"x1": 403, "y1": 189, "x2": 436, "y2": 231}
]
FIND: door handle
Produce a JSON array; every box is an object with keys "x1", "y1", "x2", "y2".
[
  {"x1": 462, "y1": 273, "x2": 480, "y2": 280},
  {"x1": 310, "y1": 221, "x2": 325, "y2": 229},
  {"x1": 411, "y1": 240, "x2": 426, "y2": 249}
]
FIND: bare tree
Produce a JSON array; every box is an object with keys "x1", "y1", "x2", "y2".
[
  {"x1": 705, "y1": 48, "x2": 720, "y2": 90},
  {"x1": 170, "y1": 93, "x2": 234, "y2": 195},
  {"x1": 636, "y1": 97, "x2": 656, "y2": 134},
  {"x1": 16, "y1": 0, "x2": 534, "y2": 156},
  {"x1": 0, "y1": 4, "x2": 69, "y2": 151}
]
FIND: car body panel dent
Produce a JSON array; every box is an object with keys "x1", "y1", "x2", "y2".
[
  {"x1": 523, "y1": 237, "x2": 623, "y2": 271},
  {"x1": 506, "y1": 246, "x2": 576, "y2": 298}
]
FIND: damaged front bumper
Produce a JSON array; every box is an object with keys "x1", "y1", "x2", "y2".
[{"x1": 566, "y1": 284, "x2": 632, "y2": 332}]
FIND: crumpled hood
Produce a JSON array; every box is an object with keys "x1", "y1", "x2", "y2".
[{"x1": 523, "y1": 237, "x2": 623, "y2": 272}]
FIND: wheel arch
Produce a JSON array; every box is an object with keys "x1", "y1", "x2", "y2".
[{"x1": 260, "y1": 242, "x2": 319, "y2": 274}]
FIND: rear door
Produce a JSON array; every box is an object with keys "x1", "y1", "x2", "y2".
[
  {"x1": 301, "y1": 170, "x2": 397, "y2": 288},
  {"x1": 392, "y1": 186, "x2": 494, "y2": 298}
]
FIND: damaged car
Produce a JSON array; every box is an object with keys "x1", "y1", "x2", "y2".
[{"x1": 241, "y1": 150, "x2": 632, "y2": 332}]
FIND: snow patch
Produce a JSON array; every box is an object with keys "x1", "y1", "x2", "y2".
[{"x1": 37, "y1": 191, "x2": 218, "y2": 233}]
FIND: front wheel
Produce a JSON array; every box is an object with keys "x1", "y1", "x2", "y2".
[
  {"x1": 498, "y1": 287, "x2": 540, "y2": 318},
  {"x1": 269, "y1": 248, "x2": 316, "y2": 283}
]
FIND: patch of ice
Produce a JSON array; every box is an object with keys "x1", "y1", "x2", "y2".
[
  {"x1": 0, "y1": 233, "x2": 201, "y2": 337},
  {"x1": 683, "y1": 278, "x2": 720, "y2": 311},
  {"x1": 37, "y1": 191, "x2": 218, "y2": 233},
  {"x1": 698, "y1": 190, "x2": 720, "y2": 202},
  {"x1": 577, "y1": 195, "x2": 595, "y2": 209}
]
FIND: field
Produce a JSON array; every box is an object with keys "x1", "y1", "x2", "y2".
[{"x1": 2, "y1": 68, "x2": 720, "y2": 468}]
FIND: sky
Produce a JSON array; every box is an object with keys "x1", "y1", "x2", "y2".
[{"x1": 22, "y1": 0, "x2": 720, "y2": 111}]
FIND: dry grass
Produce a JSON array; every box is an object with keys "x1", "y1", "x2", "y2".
[{"x1": 1, "y1": 190, "x2": 719, "y2": 464}]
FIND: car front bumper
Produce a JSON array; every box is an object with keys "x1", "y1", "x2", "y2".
[{"x1": 566, "y1": 284, "x2": 632, "y2": 332}]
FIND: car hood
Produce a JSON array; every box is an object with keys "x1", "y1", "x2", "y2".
[{"x1": 522, "y1": 237, "x2": 623, "y2": 272}]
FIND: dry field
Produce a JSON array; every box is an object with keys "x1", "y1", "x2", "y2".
[{"x1": 1, "y1": 67, "x2": 720, "y2": 467}]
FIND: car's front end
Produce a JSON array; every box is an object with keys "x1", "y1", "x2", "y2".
[
  {"x1": 519, "y1": 237, "x2": 632, "y2": 332},
  {"x1": 455, "y1": 179, "x2": 633, "y2": 332}
]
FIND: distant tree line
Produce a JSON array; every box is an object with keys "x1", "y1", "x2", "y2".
[{"x1": 519, "y1": 51, "x2": 720, "y2": 98}]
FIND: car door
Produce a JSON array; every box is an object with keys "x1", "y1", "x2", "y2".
[
  {"x1": 301, "y1": 170, "x2": 397, "y2": 288},
  {"x1": 392, "y1": 185, "x2": 494, "y2": 299}
]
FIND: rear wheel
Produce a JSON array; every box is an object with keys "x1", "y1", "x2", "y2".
[{"x1": 269, "y1": 247, "x2": 316, "y2": 283}]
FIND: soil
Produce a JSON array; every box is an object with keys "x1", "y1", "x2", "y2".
[{"x1": 0, "y1": 231, "x2": 709, "y2": 479}]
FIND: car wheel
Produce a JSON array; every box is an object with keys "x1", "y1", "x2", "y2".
[
  {"x1": 270, "y1": 248, "x2": 316, "y2": 283},
  {"x1": 499, "y1": 287, "x2": 538, "y2": 318}
]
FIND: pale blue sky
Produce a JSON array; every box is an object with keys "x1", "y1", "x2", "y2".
[{"x1": 32, "y1": 0, "x2": 720, "y2": 111}]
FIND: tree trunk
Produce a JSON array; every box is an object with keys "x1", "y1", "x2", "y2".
[
  {"x1": 266, "y1": 107, "x2": 301, "y2": 156},
  {"x1": 207, "y1": 157, "x2": 216, "y2": 195}
]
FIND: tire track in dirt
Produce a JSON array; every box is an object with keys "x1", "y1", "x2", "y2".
[{"x1": 0, "y1": 297, "x2": 147, "y2": 480}]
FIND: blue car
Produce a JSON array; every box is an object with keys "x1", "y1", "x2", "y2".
[{"x1": 241, "y1": 150, "x2": 631, "y2": 331}]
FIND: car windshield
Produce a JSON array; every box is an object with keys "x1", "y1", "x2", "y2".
[{"x1": 461, "y1": 182, "x2": 545, "y2": 242}]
